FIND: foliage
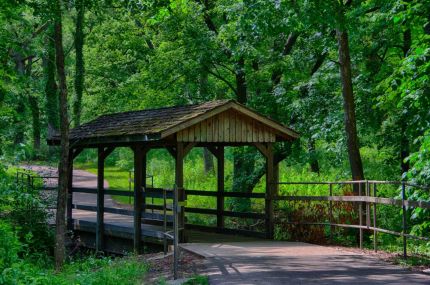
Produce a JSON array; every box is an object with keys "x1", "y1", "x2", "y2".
[{"x1": 1, "y1": 0, "x2": 430, "y2": 275}]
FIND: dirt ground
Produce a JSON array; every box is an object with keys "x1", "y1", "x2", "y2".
[{"x1": 143, "y1": 250, "x2": 206, "y2": 284}]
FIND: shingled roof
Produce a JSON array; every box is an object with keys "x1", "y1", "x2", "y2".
[{"x1": 48, "y1": 100, "x2": 298, "y2": 146}]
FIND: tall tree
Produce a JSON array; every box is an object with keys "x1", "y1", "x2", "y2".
[
  {"x1": 336, "y1": 1, "x2": 364, "y2": 183},
  {"x1": 73, "y1": 0, "x2": 85, "y2": 127},
  {"x1": 44, "y1": 25, "x2": 60, "y2": 135},
  {"x1": 52, "y1": 0, "x2": 70, "y2": 270}
]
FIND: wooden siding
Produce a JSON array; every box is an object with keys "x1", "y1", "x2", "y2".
[{"x1": 176, "y1": 110, "x2": 276, "y2": 142}]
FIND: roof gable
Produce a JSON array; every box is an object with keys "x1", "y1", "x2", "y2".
[{"x1": 48, "y1": 100, "x2": 298, "y2": 146}]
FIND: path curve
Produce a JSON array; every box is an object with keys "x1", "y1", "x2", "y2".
[
  {"x1": 182, "y1": 241, "x2": 430, "y2": 285},
  {"x1": 21, "y1": 164, "x2": 115, "y2": 208}
]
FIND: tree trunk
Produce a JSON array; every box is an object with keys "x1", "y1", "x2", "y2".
[
  {"x1": 336, "y1": 29, "x2": 365, "y2": 185},
  {"x1": 29, "y1": 96, "x2": 41, "y2": 153},
  {"x1": 235, "y1": 56, "x2": 247, "y2": 104},
  {"x1": 24, "y1": 56, "x2": 41, "y2": 155},
  {"x1": 53, "y1": 0, "x2": 70, "y2": 270},
  {"x1": 12, "y1": 52, "x2": 26, "y2": 146},
  {"x1": 44, "y1": 25, "x2": 59, "y2": 135},
  {"x1": 203, "y1": 148, "x2": 214, "y2": 173},
  {"x1": 73, "y1": 0, "x2": 85, "y2": 127},
  {"x1": 308, "y1": 139, "x2": 320, "y2": 174},
  {"x1": 400, "y1": 29, "x2": 411, "y2": 175}
]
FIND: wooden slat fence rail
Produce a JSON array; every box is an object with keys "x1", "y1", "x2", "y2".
[{"x1": 275, "y1": 180, "x2": 430, "y2": 258}]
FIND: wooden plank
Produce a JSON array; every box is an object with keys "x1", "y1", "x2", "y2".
[
  {"x1": 185, "y1": 224, "x2": 266, "y2": 238},
  {"x1": 72, "y1": 187, "x2": 97, "y2": 194},
  {"x1": 246, "y1": 118, "x2": 252, "y2": 142},
  {"x1": 201, "y1": 120, "x2": 207, "y2": 142},
  {"x1": 251, "y1": 120, "x2": 258, "y2": 142},
  {"x1": 177, "y1": 129, "x2": 183, "y2": 141},
  {"x1": 224, "y1": 112, "x2": 230, "y2": 142},
  {"x1": 241, "y1": 115, "x2": 247, "y2": 142},
  {"x1": 236, "y1": 112, "x2": 241, "y2": 142},
  {"x1": 259, "y1": 124, "x2": 264, "y2": 142},
  {"x1": 182, "y1": 128, "x2": 188, "y2": 142},
  {"x1": 230, "y1": 103, "x2": 299, "y2": 139},
  {"x1": 105, "y1": 189, "x2": 134, "y2": 196},
  {"x1": 213, "y1": 114, "x2": 218, "y2": 142},
  {"x1": 185, "y1": 207, "x2": 265, "y2": 219},
  {"x1": 161, "y1": 101, "x2": 234, "y2": 138},
  {"x1": 207, "y1": 117, "x2": 213, "y2": 141},
  {"x1": 188, "y1": 125, "x2": 194, "y2": 142},
  {"x1": 195, "y1": 122, "x2": 201, "y2": 142},
  {"x1": 229, "y1": 110, "x2": 235, "y2": 142},
  {"x1": 218, "y1": 113, "x2": 224, "y2": 141},
  {"x1": 185, "y1": 189, "x2": 265, "y2": 198}
]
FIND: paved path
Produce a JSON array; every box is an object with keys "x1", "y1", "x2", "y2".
[
  {"x1": 21, "y1": 165, "x2": 123, "y2": 222},
  {"x1": 181, "y1": 241, "x2": 430, "y2": 285}
]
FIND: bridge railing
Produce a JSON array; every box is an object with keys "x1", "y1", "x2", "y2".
[{"x1": 275, "y1": 180, "x2": 430, "y2": 258}]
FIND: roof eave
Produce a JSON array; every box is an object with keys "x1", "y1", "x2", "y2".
[{"x1": 47, "y1": 133, "x2": 163, "y2": 147}]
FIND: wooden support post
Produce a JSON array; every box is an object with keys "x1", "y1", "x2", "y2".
[
  {"x1": 175, "y1": 142, "x2": 185, "y2": 242},
  {"x1": 265, "y1": 143, "x2": 274, "y2": 239},
  {"x1": 66, "y1": 149, "x2": 74, "y2": 231},
  {"x1": 273, "y1": 162, "x2": 279, "y2": 196},
  {"x1": 216, "y1": 146, "x2": 225, "y2": 229},
  {"x1": 96, "y1": 147, "x2": 105, "y2": 252},
  {"x1": 133, "y1": 146, "x2": 144, "y2": 254},
  {"x1": 329, "y1": 183, "x2": 333, "y2": 243},
  {"x1": 402, "y1": 182, "x2": 407, "y2": 259},
  {"x1": 142, "y1": 150, "x2": 147, "y2": 217}
]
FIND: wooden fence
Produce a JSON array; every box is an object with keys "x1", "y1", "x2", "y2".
[{"x1": 17, "y1": 171, "x2": 430, "y2": 257}]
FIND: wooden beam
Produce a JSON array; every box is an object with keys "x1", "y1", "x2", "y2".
[
  {"x1": 96, "y1": 147, "x2": 105, "y2": 252},
  {"x1": 100, "y1": 146, "x2": 115, "y2": 159},
  {"x1": 133, "y1": 146, "x2": 144, "y2": 253},
  {"x1": 72, "y1": 147, "x2": 84, "y2": 159},
  {"x1": 216, "y1": 146, "x2": 225, "y2": 228},
  {"x1": 207, "y1": 145, "x2": 225, "y2": 158},
  {"x1": 166, "y1": 146, "x2": 176, "y2": 158},
  {"x1": 183, "y1": 142, "x2": 196, "y2": 157},
  {"x1": 254, "y1": 142, "x2": 269, "y2": 158},
  {"x1": 265, "y1": 143, "x2": 274, "y2": 239}
]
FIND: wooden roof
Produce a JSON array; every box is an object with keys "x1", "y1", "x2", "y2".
[{"x1": 48, "y1": 100, "x2": 299, "y2": 146}]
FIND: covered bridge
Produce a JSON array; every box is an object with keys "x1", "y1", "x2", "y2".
[{"x1": 48, "y1": 99, "x2": 299, "y2": 253}]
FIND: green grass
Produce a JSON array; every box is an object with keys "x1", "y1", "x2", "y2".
[
  {"x1": 50, "y1": 256, "x2": 148, "y2": 285},
  {"x1": 2, "y1": 255, "x2": 148, "y2": 285}
]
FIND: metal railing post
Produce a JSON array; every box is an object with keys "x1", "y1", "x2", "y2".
[
  {"x1": 358, "y1": 182, "x2": 363, "y2": 249},
  {"x1": 373, "y1": 182, "x2": 377, "y2": 252},
  {"x1": 163, "y1": 188, "x2": 167, "y2": 255},
  {"x1": 402, "y1": 182, "x2": 407, "y2": 259},
  {"x1": 366, "y1": 180, "x2": 370, "y2": 228}
]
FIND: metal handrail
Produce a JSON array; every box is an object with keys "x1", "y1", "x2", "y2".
[{"x1": 275, "y1": 180, "x2": 430, "y2": 258}]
